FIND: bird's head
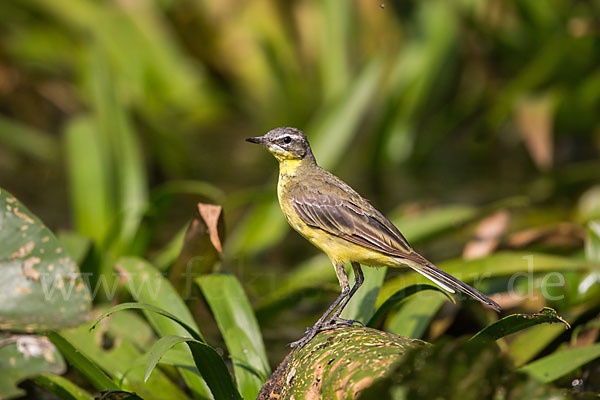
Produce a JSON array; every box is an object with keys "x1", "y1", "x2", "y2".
[{"x1": 246, "y1": 127, "x2": 314, "y2": 162}]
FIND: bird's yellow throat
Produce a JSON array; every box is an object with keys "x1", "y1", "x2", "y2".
[{"x1": 277, "y1": 158, "x2": 305, "y2": 176}]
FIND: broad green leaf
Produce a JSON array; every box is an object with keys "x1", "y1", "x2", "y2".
[
  {"x1": 520, "y1": 343, "x2": 600, "y2": 383},
  {"x1": 113, "y1": 257, "x2": 208, "y2": 398},
  {"x1": 379, "y1": 252, "x2": 589, "y2": 304},
  {"x1": 62, "y1": 312, "x2": 188, "y2": 400},
  {"x1": 385, "y1": 291, "x2": 447, "y2": 338},
  {"x1": 34, "y1": 373, "x2": 94, "y2": 400},
  {"x1": 93, "y1": 303, "x2": 240, "y2": 399},
  {"x1": 341, "y1": 267, "x2": 387, "y2": 323},
  {"x1": 46, "y1": 331, "x2": 118, "y2": 391},
  {"x1": 367, "y1": 284, "x2": 452, "y2": 328},
  {"x1": 0, "y1": 189, "x2": 91, "y2": 331},
  {"x1": 470, "y1": 308, "x2": 570, "y2": 342},
  {"x1": 0, "y1": 333, "x2": 66, "y2": 399},
  {"x1": 197, "y1": 273, "x2": 269, "y2": 398}
]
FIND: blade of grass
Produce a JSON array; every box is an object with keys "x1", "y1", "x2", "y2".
[
  {"x1": 64, "y1": 116, "x2": 113, "y2": 245},
  {"x1": 34, "y1": 373, "x2": 94, "y2": 400},
  {"x1": 87, "y1": 45, "x2": 148, "y2": 254},
  {"x1": 384, "y1": 291, "x2": 447, "y2": 338},
  {"x1": 520, "y1": 343, "x2": 600, "y2": 383},
  {"x1": 91, "y1": 303, "x2": 201, "y2": 342},
  {"x1": 144, "y1": 335, "x2": 241, "y2": 400},
  {"x1": 63, "y1": 312, "x2": 188, "y2": 400},
  {"x1": 197, "y1": 273, "x2": 269, "y2": 398},
  {"x1": 367, "y1": 284, "x2": 452, "y2": 328},
  {"x1": 46, "y1": 332, "x2": 119, "y2": 391},
  {"x1": 507, "y1": 324, "x2": 568, "y2": 367},
  {"x1": 91, "y1": 300, "x2": 210, "y2": 398},
  {"x1": 341, "y1": 267, "x2": 387, "y2": 323},
  {"x1": 0, "y1": 115, "x2": 59, "y2": 162}
]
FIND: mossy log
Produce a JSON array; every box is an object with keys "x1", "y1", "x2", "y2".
[{"x1": 258, "y1": 326, "x2": 426, "y2": 399}]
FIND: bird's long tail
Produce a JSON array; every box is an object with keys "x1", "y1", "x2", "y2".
[{"x1": 403, "y1": 259, "x2": 502, "y2": 313}]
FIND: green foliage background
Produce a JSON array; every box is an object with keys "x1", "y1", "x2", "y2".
[{"x1": 1, "y1": 0, "x2": 600, "y2": 398}]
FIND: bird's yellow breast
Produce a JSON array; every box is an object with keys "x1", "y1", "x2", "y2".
[{"x1": 277, "y1": 159, "x2": 393, "y2": 267}]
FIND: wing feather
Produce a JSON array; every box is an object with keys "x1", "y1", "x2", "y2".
[{"x1": 291, "y1": 191, "x2": 418, "y2": 260}]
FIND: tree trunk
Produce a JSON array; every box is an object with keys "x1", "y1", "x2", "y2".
[{"x1": 257, "y1": 326, "x2": 426, "y2": 399}]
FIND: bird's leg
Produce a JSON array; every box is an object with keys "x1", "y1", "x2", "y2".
[
  {"x1": 324, "y1": 262, "x2": 364, "y2": 327},
  {"x1": 289, "y1": 262, "x2": 350, "y2": 348}
]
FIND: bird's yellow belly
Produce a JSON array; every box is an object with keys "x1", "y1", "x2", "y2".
[
  {"x1": 277, "y1": 171, "x2": 393, "y2": 267},
  {"x1": 280, "y1": 203, "x2": 390, "y2": 267}
]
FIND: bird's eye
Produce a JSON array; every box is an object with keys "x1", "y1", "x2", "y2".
[{"x1": 283, "y1": 136, "x2": 292, "y2": 144}]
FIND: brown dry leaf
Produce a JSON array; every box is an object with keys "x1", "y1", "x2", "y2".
[
  {"x1": 516, "y1": 95, "x2": 555, "y2": 171},
  {"x1": 506, "y1": 223, "x2": 585, "y2": 248},
  {"x1": 463, "y1": 210, "x2": 510, "y2": 259},
  {"x1": 197, "y1": 203, "x2": 223, "y2": 253}
]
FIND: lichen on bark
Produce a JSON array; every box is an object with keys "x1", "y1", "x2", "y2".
[{"x1": 257, "y1": 326, "x2": 426, "y2": 399}]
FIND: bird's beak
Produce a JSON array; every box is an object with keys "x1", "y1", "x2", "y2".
[{"x1": 246, "y1": 136, "x2": 267, "y2": 145}]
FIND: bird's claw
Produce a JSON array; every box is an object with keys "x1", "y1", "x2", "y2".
[{"x1": 324, "y1": 317, "x2": 365, "y2": 327}]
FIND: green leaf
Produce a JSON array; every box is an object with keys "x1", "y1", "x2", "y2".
[
  {"x1": 585, "y1": 220, "x2": 600, "y2": 264},
  {"x1": 64, "y1": 116, "x2": 113, "y2": 245},
  {"x1": 197, "y1": 273, "x2": 269, "y2": 398},
  {"x1": 384, "y1": 292, "x2": 448, "y2": 338},
  {"x1": 0, "y1": 189, "x2": 91, "y2": 331},
  {"x1": 86, "y1": 45, "x2": 148, "y2": 253},
  {"x1": 144, "y1": 335, "x2": 191, "y2": 382},
  {"x1": 92, "y1": 303, "x2": 240, "y2": 399},
  {"x1": 470, "y1": 307, "x2": 570, "y2": 342},
  {"x1": 0, "y1": 333, "x2": 66, "y2": 399},
  {"x1": 520, "y1": 343, "x2": 600, "y2": 383},
  {"x1": 46, "y1": 331, "x2": 118, "y2": 391},
  {"x1": 61, "y1": 311, "x2": 188, "y2": 400},
  {"x1": 144, "y1": 335, "x2": 241, "y2": 400},
  {"x1": 367, "y1": 284, "x2": 452, "y2": 328},
  {"x1": 114, "y1": 256, "x2": 211, "y2": 400},
  {"x1": 341, "y1": 267, "x2": 387, "y2": 323},
  {"x1": 34, "y1": 373, "x2": 94, "y2": 400},
  {"x1": 507, "y1": 324, "x2": 567, "y2": 367},
  {"x1": 91, "y1": 303, "x2": 201, "y2": 342}
]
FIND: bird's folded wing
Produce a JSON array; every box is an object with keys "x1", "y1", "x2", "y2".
[{"x1": 291, "y1": 192, "x2": 426, "y2": 264}]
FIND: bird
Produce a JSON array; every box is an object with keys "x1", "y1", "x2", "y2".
[{"x1": 246, "y1": 127, "x2": 501, "y2": 348}]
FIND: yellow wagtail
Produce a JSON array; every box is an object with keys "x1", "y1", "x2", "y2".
[{"x1": 247, "y1": 127, "x2": 501, "y2": 347}]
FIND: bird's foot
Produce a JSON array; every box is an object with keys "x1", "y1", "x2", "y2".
[
  {"x1": 288, "y1": 318, "x2": 364, "y2": 349},
  {"x1": 288, "y1": 326, "x2": 318, "y2": 349},
  {"x1": 324, "y1": 317, "x2": 365, "y2": 328}
]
